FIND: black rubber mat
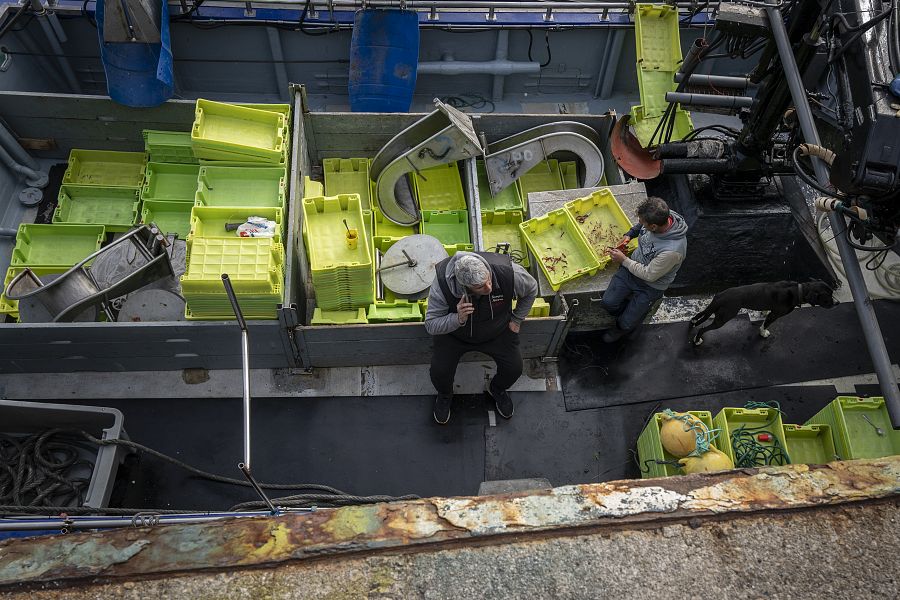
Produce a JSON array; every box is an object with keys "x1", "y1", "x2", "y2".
[
  {"x1": 561, "y1": 301, "x2": 900, "y2": 411},
  {"x1": 84, "y1": 395, "x2": 488, "y2": 511},
  {"x1": 484, "y1": 392, "x2": 602, "y2": 487}
]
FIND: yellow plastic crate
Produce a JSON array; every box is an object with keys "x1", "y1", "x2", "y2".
[
  {"x1": 564, "y1": 189, "x2": 638, "y2": 267},
  {"x1": 519, "y1": 208, "x2": 600, "y2": 291}
]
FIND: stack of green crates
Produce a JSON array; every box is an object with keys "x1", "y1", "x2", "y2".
[
  {"x1": 54, "y1": 150, "x2": 146, "y2": 231},
  {"x1": 304, "y1": 194, "x2": 374, "y2": 311},
  {"x1": 181, "y1": 236, "x2": 285, "y2": 320},
  {"x1": 324, "y1": 158, "x2": 372, "y2": 210},
  {"x1": 143, "y1": 130, "x2": 198, "y2": 164},
  {"x1": 191, "y1": 99, "x2": 288, "y2": 165},
  {"x1": 1, "y1": 223, "x2": 106, "y2": 320},
  {"x1": 630, "y1": 3, "x2": 693, "y2": 145},
  {"x1": 181, "y1": 100, "x2": 290, "y2": 320},
  {"x1": 140, "y1": 162, "x2": 202, "y2": 238},
  {"x1": 805, "y1": 396, "x2": 900, "y2": 460}
]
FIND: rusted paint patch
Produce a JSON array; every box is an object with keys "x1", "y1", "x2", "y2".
[
  {"x1": 1, "y1": 457, "x2": 898, "y2": 589},
  {"x1": 435, "y1": 485, "x2": 686, "y2": 534},
  {"x1": 0, "y1": 538, "x2": 147, "y2": 581},
  {"x1": 685, "y1": 457, "x2": 900, "y2": 512}
]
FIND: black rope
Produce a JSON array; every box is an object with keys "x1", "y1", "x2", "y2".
[{"x1": 2, "y1": 429, "x2": 419, "y2": 516}]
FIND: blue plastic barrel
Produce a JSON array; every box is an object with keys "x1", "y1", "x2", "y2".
[
  {"x1": 349, "y1": 9, "x2": 420, "y2": 112},
  {"x1": 96, "y1": 0, "x2": 173, "y2": 108}
]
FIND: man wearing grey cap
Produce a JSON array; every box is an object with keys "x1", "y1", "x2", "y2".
[{"x1": 425, "y1": 252, "x2": 539, "y2": 424}]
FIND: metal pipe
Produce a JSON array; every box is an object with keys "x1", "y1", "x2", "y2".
[
  {"x1": 492, "y1": 29, "x2": 508, "y2": 102},
  {"x1": 210, "y1": 1, "x2": 715, "y2": 9},
  {"x1": 659, "y1": 158, "x2": 732, "y2": 174},
  {"x1": 266, "y1": 27, "x2": 290, "y2": 101},
  {"x1": 46, "y1": 9, "x2": 67, "y2": 43},
  {"x1": 417, "y1": 59, "x2": 540, "y2": 76},
  {"x1": 28, "y1": 0, "x2": 82, "y2": 93},
  {"x1": 0, "y1": 121, "x2": 40, "y2": 172},
  {"x1": 599, "y1": 29, "x2": 625, "y2": 99},
  {"x1": 0, "y1": 138, "x2": 47, "y2": 187},
  {"x1": 592, "y1": 30, "x2": 614, "y2": 98},
  {"x1": 665, "y1": 91, "x2": 754, "y2": 109},
  {"x1": 767, "y1": 4, "x2": 900, "y2": 428},
  {"x1": 674, "y1": 73, "x2": 754, "y2": 88},
  {"x1": 240, "y1": 329, "x2": 251, "y2": 466},
  {"x1": 0, "y1": 513, "x2": 282, "y2": 532}
]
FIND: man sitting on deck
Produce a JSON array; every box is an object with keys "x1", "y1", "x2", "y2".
[
  {"x1": 601, "y1": 196, "x2": 688, "y2": 343},
  {"x1": 425, "y1": 252, "x2": 539, "y2": 425}
]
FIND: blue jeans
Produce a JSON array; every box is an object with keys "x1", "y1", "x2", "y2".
[{"x1": 600, "y1": 268, "x2": 665, "y2": 332}]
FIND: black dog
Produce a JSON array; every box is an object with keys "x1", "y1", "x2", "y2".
[{"x1": 689, "y1": 280, "x2": 837, "y2": 346}]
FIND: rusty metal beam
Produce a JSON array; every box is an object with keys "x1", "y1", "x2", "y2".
[{"x1": 1, "y1": 457, "x2": 899, "y2": 590}]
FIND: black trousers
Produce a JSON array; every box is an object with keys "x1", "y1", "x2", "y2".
[{"x1": 429, "y1": 328, "x2": 523, "y2": 395}]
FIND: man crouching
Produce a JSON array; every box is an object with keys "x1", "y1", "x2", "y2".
[{"x1": 425, "y1": 252, "x2": 538, "y2": 424}]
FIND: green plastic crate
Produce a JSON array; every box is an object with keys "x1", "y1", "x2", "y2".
[
  {"x1": 519, "y1": 208, "x2": 601, "y2": 291},
  {"x1": 714, "y1": 407, "x2": 790, "y2": 467},
  {"x1": 141, "y1": 200, "x2": 194, "y2": 239},
  {"x1": 559, "y1": 161, "x2": 579, "y2": 190},
  {"x1": 182, "y1": 237, "x2": 284, "y2": 294},
  {"x1": 191, "y1": 99, "x2": 286, "y2": 162},
  {"x1": 366, "y1": 300, "x2": 423, "y2": 323},
  {"x1": 1, "y1": 266, "x2": 68, "y2": 318},
  {"x1": 414, "y1": 163, "x2": 466, "y2": 211},
  {"x1": 374, "y1": 209, "x2": 416, "y2": 240},
  {"x1": 783, "y1": 424, "x2": 838, "y2": 465},
  {"x1": 195, "y1": 166, "x2": 286, "y2": 208},
  {"x1": 195, "y1": 141, "x2": 288, "y2": 166},
  {"x1": 516, "y1": 160, "x2": 564, "y2": 201},
  {"x1": 805, "y1": 396, "x2": 900, "y2": 460},
  {"x1": 636, "y1": 411, "x2": 715, "y2": 478},
  {"x1": 564, "y1": 189, "x2": 637, "y2": 266},
  {"x1": 304, "y1": 177, "x2": 325, "y2": 199},
  {"x1": 481, "y1": 210, "x2": 529, "y2": 267},
  {"x1": 142, "y1": 162, "x2": 201, "y2": 202},
  {"x1": 188, "y1": 206, "x2": 283, "y2": 241},
  {"x1": 512, "y1": 297, "x2": 551, "y2": 318},
  {"x1": 324, "y1": 158, "x2": 372, "y2": 210},
  {"x1": 10, "y1": 223, "x2": 105, "y2": 267},
  {"x1": 476, "y1": 160, "x2": 523, "y2": 213},
  {"x1": 63, "y1": 150, "x2": 147, "y2": 187},
  {"x1": 143, "y1": 130, "x2": 197, "y2": 164},
  {"x1": 303, "y1": 194, "x2": 373, "y2": 272},
  {"x1": 634, "y1": 3, "x2": 684, "y2": 115},
  {"x1": 53, "y1": 185, "x2": 140, "y2": 232},
  {"x1": 235, "y1": 103, "x2": 292, "y2": 118},
  {"x1": 311, "y1": 308, "x2": 368, "y2": 325},
  {"x1": 421, "y1": 210, "x2": 470, "y2": 246},
  {"x1": 631, "y1": 103, "x2": 694, "y2": 147}
]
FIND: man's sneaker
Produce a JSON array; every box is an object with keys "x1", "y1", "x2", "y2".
[
  {"x1": 485, "y1": 381, "x2": 515, "y2": 419},
  {"x1": 433, "y1": 393, "x2": 452, "y2": 424},
  {"x1": 602, "y1": 326, "x2": 629, "y2": 343}
]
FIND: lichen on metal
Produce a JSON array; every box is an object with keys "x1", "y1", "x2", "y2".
[{"x1": 1, "y1": 457, "x2": 899, "y2": 589}]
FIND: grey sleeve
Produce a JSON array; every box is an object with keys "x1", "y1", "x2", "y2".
[
  {"x1": 424, "y1": 277, "x2": 462, "y2": 335},
  {"x1": 510, "y1": 263, "x2": 539, "y2": 324},
  {"x1": 623, "y1": 251, "x2": 683, "y2": 282}
]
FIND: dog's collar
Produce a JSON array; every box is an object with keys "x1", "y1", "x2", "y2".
[{"x1": 797, "y1": 283, "x2": 803, "y2": 307}]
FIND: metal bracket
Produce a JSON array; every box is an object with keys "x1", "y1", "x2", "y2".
[
  {"x1": 486, "y1": 6, "x2": 496, "y2": 21},
  {"x1": 244, "y1": 2, "x2": 255, "y2": 17},
  {"x1": 544, "y1": 7, "x2": 554, "y2": 21},
  {"x1": 7, "y1": 225, "x2": 174, "y2": 323},
  {"x1": 428, "y1": 5, "x2": 439, "y2": 21},
  {"x1": 371, "y1": 98, "x2": 483, "y2": 226},
  {"x1": 483, "y1": 122, "x2": 605, "y2": 196},
  {"x1": 0, "y1": 48, "x2": 11, "y2": 72}
]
